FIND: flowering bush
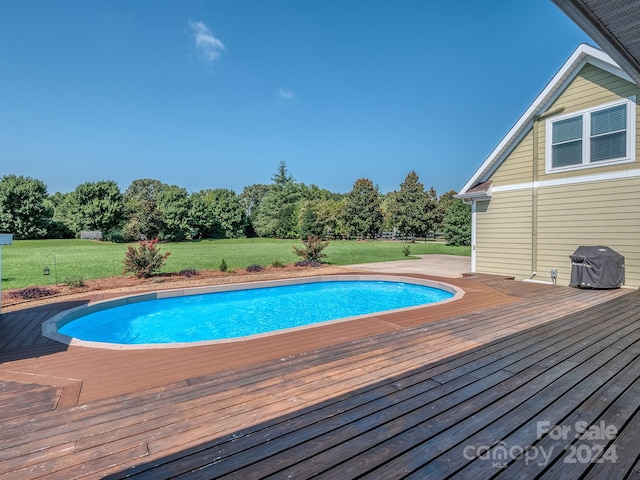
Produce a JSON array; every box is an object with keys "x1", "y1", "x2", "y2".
[
  {"x1": 292, "y1": 235, "x2": 329, "y2": 263},
  {"x1": 123, "y1": 238, "x2": 171, "y2": 278},
  {"x1": 245, "y1": 264, "x2": 264, "y2": 272}
]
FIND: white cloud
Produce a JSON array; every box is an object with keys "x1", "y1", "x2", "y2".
[
  {"x1": 188, "y1": 20, "x2": 225, "y2": 63},
  {"x1": 277, "y1": 88, "x2": 295, "y2": 100}
]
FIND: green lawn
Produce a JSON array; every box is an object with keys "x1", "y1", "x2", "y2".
[{"x1": 0, "y1": 238, "x2": 470, "y2": 290}]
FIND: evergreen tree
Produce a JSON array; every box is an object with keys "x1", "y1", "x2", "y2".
[
  {"x1": 341, "y1": 178, "x2": 383, "y2": 238},
  {"x1": 388, "y1": 171, "x2": 428, "y2": 239},
  {"x1": 252, "y1": 162, "x2": 301, "y2": 238},
  {"x1": 299, "y1": 202, "x2": 324, "y2": 239}
]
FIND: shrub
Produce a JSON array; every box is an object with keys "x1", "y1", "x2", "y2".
[
  {"x1": 178, "y1": 268, "x2": 198, "y2": 278},
  {"x1": 46, "y1": 220, "x2": 75, "y2": 239},
  {"x1": 246, "y1": 264, "x2": 264, "y2": 272},
  {"x1": 7, "y1": 286, "x2": 57, "y2": 300},
  {"x1": 294, "y1": 260, "x2": 322, "y2": 268},
  {"x1": 64, "y1": 276, "x2": 85, "y2": 288},
  {"x1": 402, "y1": 244, "x2": 411, "y2": 257},
  {"x1": 271, "y1": 259, "x2": 285, "y2": 268},
  {"x1": 104, "y1": 227, "x2": 130, "y2": 243},
  {"x1": 292, "y1": 235, "x2": 330, "y2": 263},
  {"x1": 219, "y1": 259, "x2": 228, "y2": 272},
  {"x1": 122, "y1": 238, "x2": 171, "y2": 279}
]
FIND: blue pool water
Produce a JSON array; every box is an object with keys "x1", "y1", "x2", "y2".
[{"x1": 58, "y1": 280, "x2": 453, "y2": 344}]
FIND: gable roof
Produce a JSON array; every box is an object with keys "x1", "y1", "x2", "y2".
[
  {"x1": 553, "y1": 0, "x2": 640, "y2": 86},
  {"x1": 458, "y1": 44, "x2": 635, "y2": 198}
]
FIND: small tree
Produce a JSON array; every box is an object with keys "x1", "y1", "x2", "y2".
[
  {"x1": 292, "y1": 235, "x2": 330, "y2": 263},
  {"x1": 123, "y1": 239, "x2": 171, "y2": 278},
  {"x1": 299, "y1": 203, "x2": 324, "y2": 239},
  {"x1": 442, "y1": 199, "x2": 471, "y2": 246}
]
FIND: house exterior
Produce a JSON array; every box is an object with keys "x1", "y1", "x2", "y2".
[{"x1": 457, "y1": 44, "x2": 640, "y2": 287}]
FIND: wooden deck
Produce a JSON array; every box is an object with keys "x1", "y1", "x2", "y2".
[{"x1": 1, "y1": 273, "x2": 639, "y2": 478}]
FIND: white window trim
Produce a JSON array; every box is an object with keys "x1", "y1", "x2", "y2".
[{"x1": 545, "y1": 97, "x2": 636, "y2": 174}]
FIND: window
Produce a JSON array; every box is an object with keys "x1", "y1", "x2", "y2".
[{"x1": 546, "y1": 98, "x2": 635, "y2": 172}]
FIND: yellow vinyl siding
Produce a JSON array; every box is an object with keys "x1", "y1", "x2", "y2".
[
  {"x1": 475, "y1": 191, "x2": 533, "y2": 279},
  {"x1": 549, "y1": 64, "x2": 637, "y2": 112},
  {"x1": 489, "y1": 130, "x2": 533, "y2": 186},
  {"x1": 473, "y1": 61, "x2": 640, "y2": 286},
  {"x1": 538, "y1": 64, "x2": 640, "y2": 181},
  {"x1": 535, "y1": 178, "x2": 640, "y2": 287}
]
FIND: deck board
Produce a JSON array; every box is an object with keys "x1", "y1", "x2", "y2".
[{"x1": 1, "y1": 272, "x2": 639, "y2": 478}]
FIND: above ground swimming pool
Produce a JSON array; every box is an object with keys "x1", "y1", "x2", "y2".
[{"x1": 44, "y1": 276, "x2": 462, "y2": 348}]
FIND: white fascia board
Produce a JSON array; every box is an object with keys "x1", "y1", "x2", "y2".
[
  {"x1": 458, "y1": 44, "x2": 630, "y2": 195},
  {"x1": 454, "y1": 190, "x2": 492, "y2": 202}
]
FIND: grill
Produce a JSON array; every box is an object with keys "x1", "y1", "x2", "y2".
[{"x1": 569, "y1": 246, "x2": 625, "y2": 289}]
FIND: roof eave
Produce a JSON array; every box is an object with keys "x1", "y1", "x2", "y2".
[
  {"x1": 458, "y1": 44, "x2": 633, "y2": 196},
  {"x1": 455, "y1": 191, "x2": 492, "y2": 204},
  {"x1": 553, "y1": 0, "x2": 640, "y2": 86}
]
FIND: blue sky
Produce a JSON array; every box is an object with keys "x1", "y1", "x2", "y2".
[{"x1": 0, "y1": 1, "x2": 591, "y2": 196}]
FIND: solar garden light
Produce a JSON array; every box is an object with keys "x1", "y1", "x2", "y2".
[{"x1": 0, "y1": 233, "x2": 13, "y2": 314}]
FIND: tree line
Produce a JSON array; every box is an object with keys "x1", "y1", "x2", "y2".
[{"x1": 0, "y1": 162, "x2": 471, "y2": 245}]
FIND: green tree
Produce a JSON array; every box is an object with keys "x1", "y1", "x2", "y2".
[
  {"x1": 124, "y1": 200, "x2": 164, "y2": 240},
  {"x1": 423, "y1": 186, "x2": 439, "y2": 236},
  {"x1": 188, "y1": 192, "x2": 218, "y2": 239},
  {"x1": 239, "y1": 183, "x2": 271, "y2": 237},
  {"x1": 123, "y1": 178, "x2": 167, "y2": 204},
  {"x1": 433, "y1": 190, "x2": 457, "y2": 234},
  {"x1": 208, "y1": 189, "x2": 246, "y2": 238},
  {"x1": 252, "y1": 162, "x2": 301, "y2": 238},
  {"x1": 45, "y1": 192, "x2": 74, "y2": 239},
  {"x1": 388, "y1": 171, "x2": 429, "y2": 240},
  {"x1": 0, "y1": 175, "x2": 52, "y2": 239},
  {"x1": 190, "y1": 189, "x2": 246, "y2": 239},
  {"x1": 157, "y1": 186, "x2": 191, "y2": 241},
  {"x1": 341, "y1": 178, "x2": 384, "y2": 238},
  {"x1": 298, "y1": 202, "x2": 324, "y2": 239},
  {"x1": 380, "y1": 192, "x2": 397, "y2": 232},
  {"x1": 122, "y1": 179, "x2": 168, "y2": 241},
  {"x1": 315, "y1": 198, "x2": 346, "y2": 238},
  {"x1": 65, "y1": 180, "x2": 123, "y2": 234},
  {"x1": 442, "y1": 198, "x2": 471, "y2": 246}
]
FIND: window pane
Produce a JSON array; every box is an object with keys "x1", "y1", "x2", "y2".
[
  {"x1": 591, "y1": 104, "x2": 626, "y2": 136},
  {"x1": 553, "y1": 116, "x2": 582, "y2": 143},
  {"x1": 591, "y1": 131, "x2": 627, "y2": 162},
  {"x1": 552, "y1": 140, "x2": 583, "y2": 167}
]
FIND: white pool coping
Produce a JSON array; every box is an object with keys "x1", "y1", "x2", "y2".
[{"x1": 41, "y1": 274, "x2": 465, "y2": 350}]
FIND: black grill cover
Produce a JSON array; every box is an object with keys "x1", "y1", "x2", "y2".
[{"x1": 569, "y1": 246, "x2": 625, "y2": 289}]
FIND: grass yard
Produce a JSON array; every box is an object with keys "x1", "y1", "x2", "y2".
[{"x1": 0, "y1": 238, "x2": 470, "y2": 290}]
